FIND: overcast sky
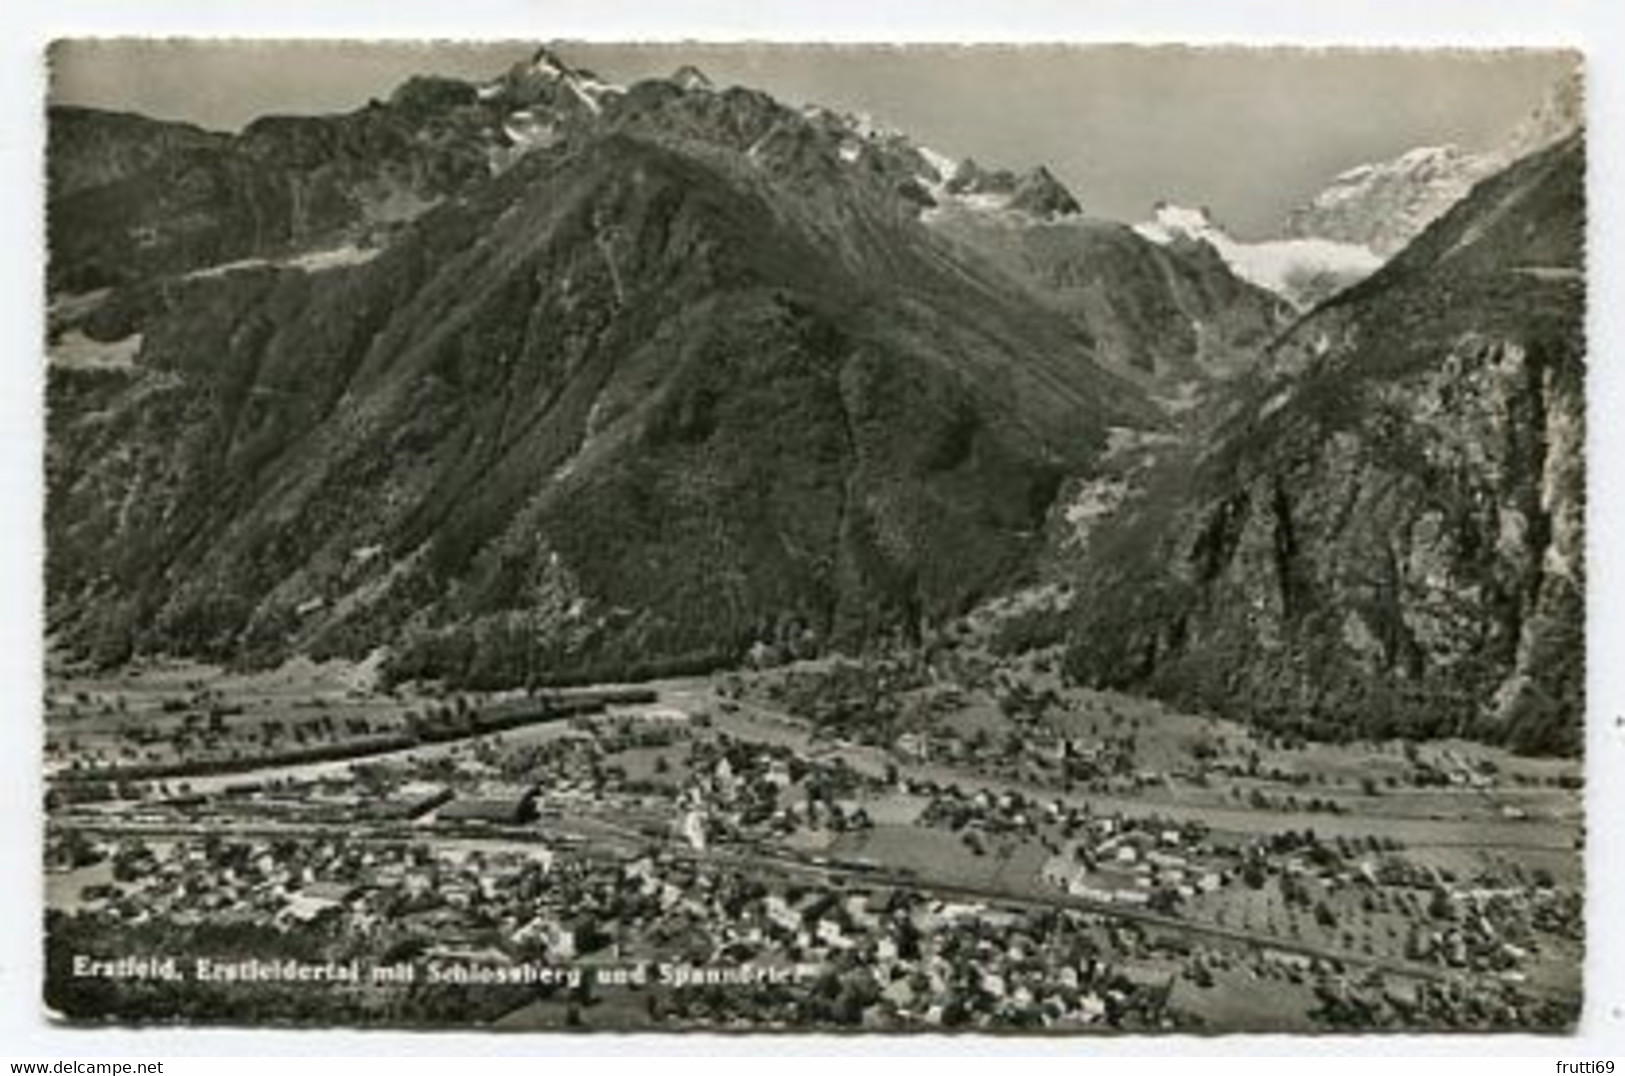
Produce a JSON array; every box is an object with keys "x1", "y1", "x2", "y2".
[{"x1": 49, "y1": 40, "x2": 1577, "y2": 237}]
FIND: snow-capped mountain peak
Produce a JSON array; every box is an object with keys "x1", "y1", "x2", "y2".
[
  {"x1": 1282, "y1": 68, "x2": 1581, "y2": 259},
  {"x1": 526, "y1": 45, "x2": 573, "y2": 80},
  {"x1": 494, "y1": 44, "x2": 625, "y2": 111},
  {"x1": 1135, "y1": 202, "x2": 1222, "y2": 244}
]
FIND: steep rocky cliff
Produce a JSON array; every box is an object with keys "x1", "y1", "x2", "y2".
[{"x1": 1062, "y1": 136, "x2": 1585, "y2": 755}]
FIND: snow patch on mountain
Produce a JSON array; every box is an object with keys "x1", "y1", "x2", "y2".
[
  {"x1": 287, "y1": 245, "x2": 379, "y2": 273},
  {"x1": 501, "y1": 109, "x2": 558, "y2": 150},
  {"x1": 181, "y1": 244, "x2": 380, "y2": 280},
  {"x1": 49, "y1": 329, "x2": 142, "y2": 371},
  {"x1": 916, "y1": 145, "x2": 959, "y2": 186},
  {"x1": 1062, "y1": 476, "x2": 1134, "y2": 551},
  {"x1": 527, "y1": 47, "x2": 570, "y2": 81},
  {"x1": 1135, "y1": 203, "x2": 1380, "y2": 308},
  {"x1": 568, "y1": 70, "x2": 624, "y2": 113}
]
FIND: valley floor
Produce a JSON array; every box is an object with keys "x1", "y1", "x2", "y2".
[{"x1": 42, "y1": 651, "x2": 1582, "y2": 1033}]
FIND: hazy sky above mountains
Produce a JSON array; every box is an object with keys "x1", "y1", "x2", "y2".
[{"x1": 49, "y1": 40, "x2": 1576, "y2": 238}]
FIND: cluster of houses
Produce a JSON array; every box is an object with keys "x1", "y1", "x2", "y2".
[
  {"x1": 50, "y1": 823, "x2": 1197, "y2": 1030},
  {"x1": 1039, "y1": 818, "x2": 1225, "y2": 907}
]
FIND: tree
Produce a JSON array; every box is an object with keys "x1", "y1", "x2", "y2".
[
  {"x1": 58, "y1": 829, "x2": 101, "y2": 869},
  {"x1": 1149, "y1": 887, "x2": 1181, "y2": 916}
]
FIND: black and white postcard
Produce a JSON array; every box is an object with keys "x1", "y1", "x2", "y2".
[{"x1": 38, "y1": 38, "x2": 1586, "y2": 1035}]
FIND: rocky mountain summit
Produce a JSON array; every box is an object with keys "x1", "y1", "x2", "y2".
[{"x1": 936, "y1": 158, "x2": 1083, "y2": 219}]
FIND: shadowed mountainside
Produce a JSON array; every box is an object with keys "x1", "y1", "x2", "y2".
[
  {"x1": 47, "y1": 122, "x2": 1158, "y2": 687},
  {"x1": 1056, "y1": 136, "x2": 1585, "y2": 755},
  {"x1": 46, "y1": 51, "x2": 1585, "y2": 757}
]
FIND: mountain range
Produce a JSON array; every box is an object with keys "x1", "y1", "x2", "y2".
[
  {"x1": 1284, "y1": 67, "x2": 1582, "y2": 259},
  {"x1": 1134, "y1": 68, "x2": 1583, "y2": 309},
  {"x1": 45, "y1": 47, "x2": 1585, "y2": 753}
]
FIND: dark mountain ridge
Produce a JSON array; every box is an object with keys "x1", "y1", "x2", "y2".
[
  {"x1": 48, "y1": 49, "x2": 1285, "y2": 389},
  {"x1": 47, "y1": 112, "x2": 1159, "y2": 688}
]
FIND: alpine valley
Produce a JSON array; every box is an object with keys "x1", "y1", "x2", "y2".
[
  {"x1": 45, "y1": 46, "x2": 1583, "y2": 752},
  {"x1": 41, "y1": 42, "x2": 1589, "y2": 1036}
]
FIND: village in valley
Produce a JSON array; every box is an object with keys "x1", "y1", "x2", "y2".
[
  {"x1": 43, "y1": 636, "x2": 1584, "y2": 1032},
  {"x1": 34, "y1": 32, "x2": 1591, "y2": 1038}
]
